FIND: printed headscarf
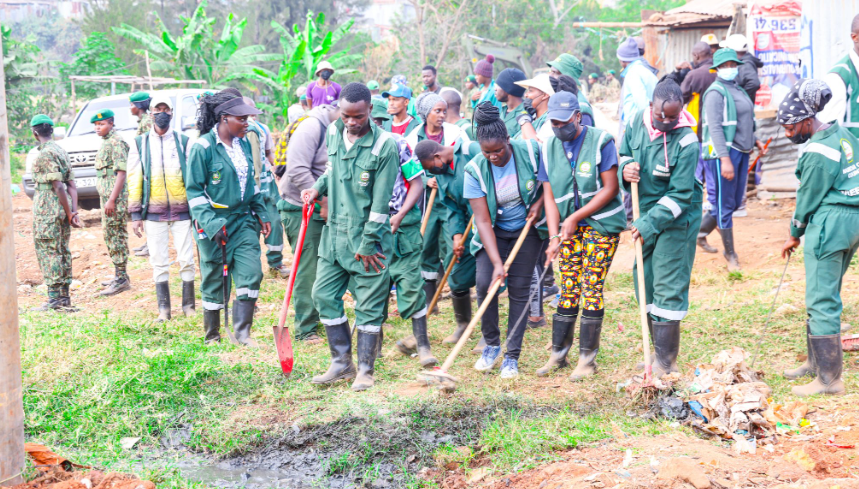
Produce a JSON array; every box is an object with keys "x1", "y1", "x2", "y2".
[{"x1": 777, "y1": 79, "x2": 832, "y2": 125}]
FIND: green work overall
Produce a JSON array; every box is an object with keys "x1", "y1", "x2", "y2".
[
  {"x1": 311, "y1": 120, "x2": 399, "y2": 332},
  {"x1": 618, "y1": 111, "x2": 703, "y2": 322},
  {"x1": 186, "y1": 129, "x2": 270, "y2": 311},
  {"x1": 829, "y1": 56, "x2": 859, "y2": 138},
  {"x1": 279, "y1": 200, "x2": 325, "y2": 338},
  {"x1": 791, "y1": 123, "x2": 859, "y2": 336},
  {"x1": 501, "y1": 103, "x2": 530, "y2": 139},
  {"x1": 388, "y1": 134, "x2": 428, "y2": 319},
  {"x1": 248, "y1": 124, "x2": 285, "y2": 269},
  {"x1": 437, "y1": 139, "x2": 481, "y2": 292}
]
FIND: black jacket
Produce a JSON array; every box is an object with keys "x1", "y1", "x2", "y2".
[{"x1": 738, "y1": 52, "x2": 764, "y2": 102}]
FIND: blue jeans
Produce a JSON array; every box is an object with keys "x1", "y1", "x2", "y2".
[{"x1": 705, "y1": 148, "x2": 750, "y2": 229}]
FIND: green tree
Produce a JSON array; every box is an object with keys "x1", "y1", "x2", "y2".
[
  {"x1": 58, "y1": 33, "x2": 129, "y2": 100},
  {"x1": 112, "y1": 0, "x2": 281, "y2": 87},
  {"x1": 235, "y1": 12, "x2": 360, "y2": 121}
]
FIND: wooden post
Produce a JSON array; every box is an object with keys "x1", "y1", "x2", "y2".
[
  {"x1": 0, "y1": 32, "x2": 26, "y2": 487},
  {"x1": 145, "y1": 51, "x2": 155, "y2": 91}
]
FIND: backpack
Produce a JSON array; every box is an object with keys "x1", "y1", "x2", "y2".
[{"x1": 273, "y1": 115, "x2": 326, "y2": 171}]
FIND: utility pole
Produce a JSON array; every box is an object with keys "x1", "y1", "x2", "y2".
[{"x1": 0, "y1": 32, "x2": 25, "y2": 486}]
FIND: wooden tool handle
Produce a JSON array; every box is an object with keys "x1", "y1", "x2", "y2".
[
  {"x1": 420, "y1": 187, "x2": 437, "y2": 237},
  {"x1": 428, "y1": 215, "x2": 474, "y2": 313},
  {"x1": 631, "y1": 182, "x2": 652, "y2": 378},
  {"x1": 439, "y1": 214, "x2": 537, "y2": 373}
]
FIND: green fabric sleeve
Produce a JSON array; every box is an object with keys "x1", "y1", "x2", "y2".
[
  {"x1": 186, "y1": 142, "x2": 228, "y2": 239},
  {"x1": 791, "y1": 157, "x2": 837, "y2": 238},
  {"x1": 358, "y1": 139, "x2": 398, "y2": 256}
]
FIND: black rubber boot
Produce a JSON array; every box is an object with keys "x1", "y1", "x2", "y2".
[
  {"x1": 424, "y1": 280, "x2": 439, "y2": 315},
  {"x1": 412, "y1": 316, "x2": 438, "y2": 367},
  {"x1": 232, "y1": 300, "x2": 259, "y2": 347},
  {"x1": 156, "y1": 282, "x2": 171, "y2": 322},
  {"x1": 444, "y1": 291, "x2": 472, "y2": 344},
  {"x1": 652, "y1": 320, "x2": 680, "y2": 378},
  {"x1": 182, "y1": 281, "x2": 196, "y2": 317},
  {"x1": 792, "y1": 334, "x2": 845, "y2": 396},
  {"x1": 312, "y1": 323, "x2": 356, "y2": 384},
  {"x1": 718, "y1": 227, "x2": 741, "y2": 272},
  {"x1": 352, "y1": 330, "x2": 380, "y2": 391},
  {"x1": 203, "y1": 309, "x2": 221, "y2": 344},
  {"x1": 697, "y1": 213, "x2": 719, "y2": 253},
  {"x1": 784, "y1": 320, "x2": 817, "y2": 379},
  {"x1": 536, "y1": 314, "x2": 576, "y2": 376},
  {"x1": 570, "y1": 317, "x2": 602, "y2": 381}
]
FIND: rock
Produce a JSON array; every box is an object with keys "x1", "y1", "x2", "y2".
[
  {"x1": 467, "y1": 467, "x2": 489, "y2": 483},
  {"x1": 70, "y1": 280, "x2": 83, "y2": 290},
  {"x1": 17, "y1": 284, "x2": 31, "y2": 294},
  {"x1": 656, "y1": 458, "x2": 711, "y2": 489},
  {"x1": 657, "y1": 397, "x2": 689, "y2": 420}
]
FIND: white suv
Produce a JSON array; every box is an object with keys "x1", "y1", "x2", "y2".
[{"x1": 23, "y1": 89, "x2": 208, "y2": 209}]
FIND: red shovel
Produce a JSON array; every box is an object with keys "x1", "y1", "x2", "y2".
[{"x1": 273, "y1": 201, "x2": 315, "y2": 377}]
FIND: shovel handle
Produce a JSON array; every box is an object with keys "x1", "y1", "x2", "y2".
[
  {"x1": 439, "y1": 214, "x2": 536, "y2": 373},
  {"x1": 278, "y1": 202, "x2": 314, "y2": 329},
  {"x1": 428, "y1": 215, "x2": 474, "y2": 314},
  {"x1": 420, "y1": 187, "x2": 437, "y2": 237},
  {"x1": 631, "y1": 182, "x2": 652, "y2": 381}
]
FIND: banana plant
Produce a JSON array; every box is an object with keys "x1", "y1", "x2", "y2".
[
  {"x1": 228, "y1": 11, "x2": 361, "y2": 121},
  {"x1": 113, "y1": 0, "x2": 280, "y2": 87}
]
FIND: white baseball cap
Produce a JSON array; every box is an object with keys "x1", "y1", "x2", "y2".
[
  {"x1": 150, "y1": 93, "x2": 173, "y2": 110},
  {"x1": 720, "y1": 34, "x2": 749, "y2": 52},
  {"x1": 514, "y1": 73, "x2": 555, "y2": 96}
]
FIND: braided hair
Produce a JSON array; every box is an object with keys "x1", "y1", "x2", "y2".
[
  {"x1": 196, "y1": 91, "x2": 240, "y2": 134},
  {"x1": 652, "y1": 75, "x2": 683, "y2": 115},
  {"x1": 473, "y1": 101, "x2": 508, "y2": 144}
]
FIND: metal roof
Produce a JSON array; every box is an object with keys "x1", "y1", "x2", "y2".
[{"x1": 665, "y1": 0, "x2": 746, "y2": 17}]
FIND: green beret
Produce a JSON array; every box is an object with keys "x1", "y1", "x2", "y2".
[
  {"x1": 589, "y1": 73, "x2": 599, "y2": 79},
  {"x1": 608, "y1": 70, "x2": 617, "y2": 75},
  {"x1": 129, "y1": 91, "x2": 150, "y2": 102},
  {"x1": 90, "y1": 109, "x2": 115, "y2": 123},
  {"x1": 371, "y1": 101, "x2": 390, "y2": 120},
  {"x1": 30, "y1": 114, "x2": 54, "y2": 127}
]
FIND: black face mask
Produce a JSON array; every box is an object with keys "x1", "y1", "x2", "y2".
[
  {"x1": 552, "y1": 121, "x2": 579, "y2": 142},
  {"x1": 320, "y1": 70, "x2": 333, "y2": 81},
  {"x1": 652, "y1": 117, "x2": 679, "y2": 133},
  {"x1": 522, "y1": 97, "x2": 537, "y2": 118},
  {"x1": 426, "y1": 165, "x2": 447, "y2": 175},
  {"x1": 787, "y1": 120, "x2": 812, "y2": 144},
  {"x1": 153, "y1": 112, "x2": 172, "y2": 130}
]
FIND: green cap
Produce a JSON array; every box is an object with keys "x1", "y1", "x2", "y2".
[
  {"x1": 711, "y1": 48, "x2": 744, "y2": 70},
  {"x1": 371, "y1": 101, "x2": 390, "y2": 121},
  {"x1": 367, "y1": 80, "x2": 380, "y2": 90},
  {"x1": 90, "y1": 109, "x2": 115, "y2": 123},
  {"x1": 608, "y1": 70, "x2": 616, "y2": 75},
  {"x1": 129, "y1": 91, "x2": 150, "y2": 102},
  {"x1": 299, "y1": 94, "x2": 307, "y2": 101},
  {"x1": 547, "y1": 53, "x2": 584, "y2": 80},
  {"x1": 30, "y1": 114, "x2": 53, "y2": 127},
  {"x1": 466, "y1": 75, "x2": 477, "y2": 84},
  {"x1": 589, "y1": 73, "x2": 599, "y2": 79}
]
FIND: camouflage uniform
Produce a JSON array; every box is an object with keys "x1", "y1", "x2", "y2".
[
  {"x1": 137, "y1": 113, "x2": 153, "y2": 136},
  {"x1": 95, "y1": 129, "x2": 130, "y2": 279},
  {"x1": 32, "y1": 140, "x2": 74, "y2": 298}
]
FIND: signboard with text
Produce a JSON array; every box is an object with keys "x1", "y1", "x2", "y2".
[{"x1": 750, "y1": 1, "x2": 803, "y2": 108}]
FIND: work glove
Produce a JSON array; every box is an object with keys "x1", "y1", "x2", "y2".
[{"x1": 213, "y1": 227, "x2": 228, "y2": 245}]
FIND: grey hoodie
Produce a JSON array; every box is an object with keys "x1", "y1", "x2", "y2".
[
  {"x1": 280, "y1": 104, "x2": 338, "y2": 206},
  {"x1": 738, "y1": 52, "x2": 764, "y2": 102}
]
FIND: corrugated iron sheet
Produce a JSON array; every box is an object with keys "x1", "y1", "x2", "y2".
[
  {"x1": 666, "y1": 0, "x2": 746, "y2": 17},
  {"x1": 756, "y1": 116, "x2": 799, "y2": 195},
  {"x1": 652, "y1": 27, "x2": 730, "y2": 75},
  {"x1": 799, "y1": 0, "x2": 859, "y2": 80}
]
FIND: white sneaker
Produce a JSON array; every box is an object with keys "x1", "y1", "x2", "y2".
[
  {"x1": 474, "y1": 345, "x2": 502, "y2": 371},
  {"x1": 734, "y1": 208, "x2": 748, "y2": 217},
  {"x1": 500, "y1": 358, "x2": 519, "y2": 379}
]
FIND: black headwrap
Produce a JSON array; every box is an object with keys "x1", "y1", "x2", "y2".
[{"x1": 777, "y1": 79, "x2": 832, "y2": 125}]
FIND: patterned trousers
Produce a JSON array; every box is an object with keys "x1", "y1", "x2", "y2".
[{"x1": 557, "y1": 225, "x2": 619, "y2": 317}]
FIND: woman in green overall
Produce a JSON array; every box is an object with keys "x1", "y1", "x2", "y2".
[
  {"x1": 538, "y1": 91, "x2": 625, "y2": 381},
  {"x1": 780, "y1": 79, "x2": 859, "y2": 397},
  {"x1": 186, "y1": 91, "x2": 272, "y2": 346},
  {"x1": 619, "y1": 78, "x2": 702, "y2": 379},
  {"x1": 464, "y1": 102, "x2": 546, "y2": 379}
]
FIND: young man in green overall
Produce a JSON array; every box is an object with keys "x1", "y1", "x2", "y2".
[
  {"x1": 93, "y1": 109, "x2": 132, "y2": 296},
  {"x1": 780, "y1": 78, "x2": 859, "y2": 397},
  {"x1": 30, "y1": 114, "x2": 82, "y2": 311},
  {"x1": 619, "y1": 79, "x2": 703, "y2": 379},
  {"x1": 371, "y1": 103, "x2": 436, "y2": 367},
  {"x1": 818, "y1": 13, "x2": 859, "y2": 138},
  {"x1": 302, "y1": 83, "x2": 400, "y2": 391}
]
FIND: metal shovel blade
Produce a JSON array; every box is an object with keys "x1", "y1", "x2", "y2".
[{"x1": 273, "y1": 325, "x2": 294, "y2": 378}]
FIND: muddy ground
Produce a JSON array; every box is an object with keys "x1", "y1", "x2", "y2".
[{"x1": 12, "y1": 190, "x2": 859, "y2": 488}]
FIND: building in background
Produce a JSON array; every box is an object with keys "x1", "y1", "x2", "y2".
[{"x1": 0, "y1": 0, "x2": 88, "y2": 21}]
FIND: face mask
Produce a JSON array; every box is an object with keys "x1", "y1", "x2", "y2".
[
  {"x1": 787, "y1": 121, "x2": 811, "y2": 144},
  {"x1": 153, "y1": 112, "x2": 172, "y2": 130},
  {"x1": 652, "y1": 117, "x2": 679, "y2": 133},
  {"x1": 552, "y1": 121, "x2": 579, "y2": 142},
  {"x1": 426, "y1": 165, "x2": 447, "y2": 175},
  {"x1": 320, "y1": 70, "x2": 333, "y2": 81},
  {"x1": 523, "y1": 97, "x2": 536, "y2": 117},
  {"x1": 718, "y1": 67, "x2": 739, "y2": 81}
]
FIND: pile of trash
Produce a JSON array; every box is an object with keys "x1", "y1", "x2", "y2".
[{"x1": 659, "y1": 348, "x2": 810, "y2": 453}]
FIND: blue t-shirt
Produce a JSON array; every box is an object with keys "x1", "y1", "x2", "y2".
[
  {"x1": 537, "y1": 127, "x2": 618, "y2": 225},
  {"x1": 464, "y1": 155, "x2": 528, "y2": 232}
]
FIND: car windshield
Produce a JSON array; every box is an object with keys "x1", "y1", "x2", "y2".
[{"x1": 68, "y1": 97, "x2": 173, "y2": 137}]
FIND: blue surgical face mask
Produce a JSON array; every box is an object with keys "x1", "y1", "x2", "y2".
[{"x1": 718, "y1": 67, "x2": 739, "y2": 81}]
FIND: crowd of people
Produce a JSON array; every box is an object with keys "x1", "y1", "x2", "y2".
[{"x1": 27, "y1": 16, "x2": 859, "y2": 397}]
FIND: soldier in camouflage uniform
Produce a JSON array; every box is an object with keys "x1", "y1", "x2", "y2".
[
  {"x1": 93, "y1": 109, "x2": 132, "y2": 296},
  {"x1": 130, "y1": 91, "x2": 153, "y2": 136},
  {"x1": 30, "y1": 114, "x2": 82, "y2": 311}
]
